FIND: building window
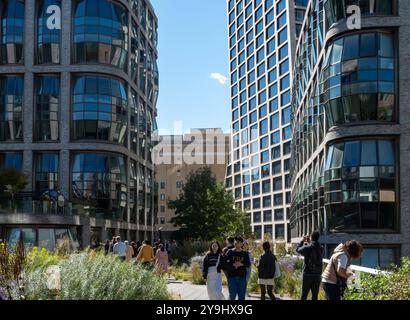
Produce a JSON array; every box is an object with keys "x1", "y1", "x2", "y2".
[
  {"x1": 71, "y1": 153, "x2": 127, "y2": 219},
  {"x1": 73, "y1": 0, "x2": 128, "y2": 70},
  {"x1": 72, "y1": 75, "x2": 128, "y2": 144},
  {"x1": 160, "y1": 206, "x2": 165, "y2": 213},
  {"x1": 275, "y1": 224, "x2": 285, "y2": 240},
  {"x1": 325, "y1": 0, "x2": 394, "y2": 26},
  {"x1": 0, "y1": 152, "x2": 22, "y2": 170},
  {"x1": 254, "y1": 225, "x2": 262, "y2": 240},
  {"x1": 0, "y1": 76, "x2": 23, "y2": 142},
  {"x1": 35, "y1": 75, "x2": 60, "y2": 141},
  {"x1": 37, "y1": 0, "x2": 61, "y2": 64},
  {"x1": 176, "y1": 181, "x2": 183, "y2": 188},
  {"x1": 34, "y1": 153, "x2": 59, "y2": 193},
  {"x1": 1, "y1": 0, "x2": 24, "y2": 65},
  {"x1": 274, "y1": 209, "x2": 284, "y2": 221},
  {"x1": 160, "y1": 217, "x2": 165, "y2": 224},
  {"x1": 5, "y1": 227, "x2": 79, "y2": 252},
  {"x1": 160, "y1": 182, "x2": 165, "y2": 189},
  {"x1": 321, "y1": 32, "x2": 396, "y2": 127},
  {"x1": 160, "y1": 194, "x2": 165, "y2": 201},
  {"x1": 325, "y1": 139, "x2": 397, "y2": 232}
]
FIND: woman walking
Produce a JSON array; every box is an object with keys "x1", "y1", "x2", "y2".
[
  {"x1": 257, "y1": 241, "x2": 277, "y2": 300},
  {"x1": 155, "y1": 244, "x2": 169, "y2": 275},
  {"x1": 202, "y1": 241, "x2": 225, "y2": 300}
]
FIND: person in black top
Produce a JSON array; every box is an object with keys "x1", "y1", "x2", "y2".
[
  {"x1": 202, "y1": 241, "x2": 225, "y2": 300},
  {"x1": 257, "y1": 241, "x2": 277, "y2": 300},
  {"x1": 224, "y1": 237, "x2": 251, "y2": 300},
  {"x1": 104, "y1": 240, "x2": 110, "y2": 255},
  {"x1": 297, "y1": 231, "x2": 324, "y2": 300}
]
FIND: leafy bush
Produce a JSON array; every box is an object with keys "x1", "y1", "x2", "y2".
[
  {"x1": 26, "y1": 247, "x2": 62, "y2": 272},
  {"x1": 14, "y1": 252, "x2": 170, "y2": 300},
  {"x1": 170, "y1": 241, "x2": 209, "y2": 264},
  {"x1": 247, "y1": 266, "x2": 260, "y2": 293},
  {"x1": 344, "y1": 257, "x2": 410, "y2": 300},
  {"x1": 191, "y1": 263, "x2": 206, "y2": 285}
]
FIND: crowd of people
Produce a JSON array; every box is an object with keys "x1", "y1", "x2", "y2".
[
  {"x1": 101, "y1": 236, "x2": 177, "y2": 275},
  {"x1": 202, "y1": 233, "x2": 364, "y2": 301}
]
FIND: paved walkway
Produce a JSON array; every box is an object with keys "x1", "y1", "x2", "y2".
[{"x1": 167, "y1": 278, "x2": 291, "y2": 300}]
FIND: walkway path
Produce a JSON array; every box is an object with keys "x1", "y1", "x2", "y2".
[{"x1": 167, "y1": 278, "x2": 292, "y2": 300}]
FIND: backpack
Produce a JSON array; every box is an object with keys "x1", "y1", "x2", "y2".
[{"x1": 306, "y1": 244, "x2": 324, "y2": 274}]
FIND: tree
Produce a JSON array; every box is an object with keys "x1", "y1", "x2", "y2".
[
  {"x1": 0, "y1": 168, "x2": 28, "y2": 200},
  {"x1": 169, "y1": 167, "x2": 252, "y2": 241}
]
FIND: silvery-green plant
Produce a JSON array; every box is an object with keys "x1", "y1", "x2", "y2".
[{"x1": 17, "y1": 252, "x2": 170, "y2": 300}]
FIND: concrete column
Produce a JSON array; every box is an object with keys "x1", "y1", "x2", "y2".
[
  {"x1": 61, "y1": 0, "x2": 72, "y2": 67},
  {"x1": 81, "y1": 224, "x2": 91, "y2": 248},
  {"x1": 22, "y1": 150, "x2": 33, "y2": 192},
  {"x1": 60, "y1": 149, "x2": 70, "y2": 199}
]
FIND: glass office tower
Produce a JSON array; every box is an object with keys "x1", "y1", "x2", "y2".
[
  {"x1": 225, "y1": 0, "x2": 306, "y2": 243},
  {"x1": 291, "y1": 0, "x2": 410, "y2": 267},
  {"x1": 0, "y1": 0, "x2": 158, "y2": 250}
]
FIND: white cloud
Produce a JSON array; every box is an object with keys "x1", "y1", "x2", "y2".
[{"x1": 209, "y1": 73, "x2": 228, "y2": 85}]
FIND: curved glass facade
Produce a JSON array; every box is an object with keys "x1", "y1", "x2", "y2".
[
  {"x1": 0, "y1": 0, "x2": 158, "y2": 247},
  {"x1": 0, "y1": 76, "x2": 23, "y2": 142},
  {"x1": 72, "y1": 75, "x2": 128, "y2": 144},
  {"x1": 325, "y1": 139, "x2": 397, "y2": 231},
  {"x1": 71, "y1": 152, "x2": 127, "y2": 219},
  {"x1": 1, "y1": 0, "x2": 24, "y2": 65},
  {"x1": 37, "y1": 0, "x2": 61, "y2": 64},
  {"x1": 324, "y1": 0, "x2": 395, "y2": 26},
  {"x1": 35, "y1": 75, "x2": 60, "y2": 141},
  {"x1": 320, "y1": 31, "x2": 396, "y2": 127},
  {"x1": 73, "y1": 0, "x2": 128, "y2": 70}
]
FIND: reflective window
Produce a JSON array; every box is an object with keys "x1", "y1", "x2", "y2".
[
  {"x1": 35, "y1": 75, "x2": 59, "y2": 141},
  {"x1": 1, "y1": 0, "x2": 24, "y2": 64},
  {"x1": 37, "y1": 0, "x2": 61, "y2": 64},
  {"x1": 325, "y1": 139, "x2": 397, "y2": 232},
  {"x1": 0, "y1": 76, "x2": 23, "y2": 142},
  {"x1": 73, "y1": 0, "x2": 128, "y2": 70},
  {"x1": 0, "y1": 152, "x2": 22, "y2": 170},
  {"x1": 321, "y1": 32, "x2": 396, "y2": 127},
  {"x1": 72, "y1": 75, "x2": 128, "y2": 144},
  {"x1": 325, "y1": 0, "x2": 394, "y2": 26},
  {"x1": 34, "y1": 153, "x2": 59, "y2": 193},
  {"x1": 72, "y1": 153, "x2": 127, "y2": 219},
  {"x1": 6, "y1": 227, "x2": 79, "y2": 251}
]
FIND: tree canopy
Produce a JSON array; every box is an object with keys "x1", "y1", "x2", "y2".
[
  {"x1": 0, "y1": 168, "x2": 28, "y2": 199},
  {"x1": 169, "y1": 167, "x2": 252, "y2": 241}
]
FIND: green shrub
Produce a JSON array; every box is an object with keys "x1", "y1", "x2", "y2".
[
  {"x1": 16, "y1": 251, "x2": 170, "y2": 300},
  {"x1": 170, "y1": 241, "x2": 209, "y2": 264},
  {"x1": 247, "y1": 266, "x2": 260, "y2": 293},
  {"x1": 26, "y1": 247, "x2": 62, "y2": 272},
  {"x1": 191, "y1": 263, "x2": 206, "y2": 285},
  {"x1": 344, "y1": 257, "x2": 410, "y2": 300}
]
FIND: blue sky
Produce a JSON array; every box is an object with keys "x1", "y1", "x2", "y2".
[{"x1": 150, "y1": 0, "x2": 231, "y2": 134}]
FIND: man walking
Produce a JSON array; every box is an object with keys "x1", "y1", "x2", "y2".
[
  {"x1": 223, "y1": 237, "x2": 251, "y2": 300},
  {"x1": 113, "y1": 236, "x2": 126, "y2": 261},
  {"x1": 296, "y1": 231, "x2": 324, "y2": 300}
]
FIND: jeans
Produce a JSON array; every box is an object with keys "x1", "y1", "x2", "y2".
[
  {"x1": 227, "y1": 276, "x2": 247, "y2": 300},
  {"x1": 260, "y1": 285, "x2": 276, "y2": 300},
  {"x1": 323, "y1": 282, "x2": 341, "y2": 301},
  {"x1": 301, "y1": 275, "x2": 321, "y2": 300}
]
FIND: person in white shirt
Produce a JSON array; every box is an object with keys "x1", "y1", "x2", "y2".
[{"x1": 113, "y1": 236, "x2": 126, "y2": 261}]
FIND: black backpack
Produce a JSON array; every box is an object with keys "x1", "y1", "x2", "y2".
[{"x1": 306, "y1": 244, "x2": 324, "y2": 274}]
